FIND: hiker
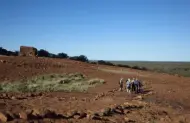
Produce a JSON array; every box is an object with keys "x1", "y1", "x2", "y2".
[
  {"x1": 126, "y1": 78, "x2": 131, "y2": 93},
  {"x1": 131, "y1": 78, "x2": 135, "y2": 93},
  {"x1": 119, "y1": 77, "x2": 124, "y2": 91},
  {"x1": 134, "y1": 78, "x2": 139, "y2": 93},
  {"x1": 138, "y1": 78, "x2": 143, "y2": 93},
  {"x1": 135, "y1": 78, "x2": 143, "y2": 93}
]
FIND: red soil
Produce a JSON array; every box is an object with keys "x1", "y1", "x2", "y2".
[{"x1": 0, "y1": 56, "x2": 190, "y2": 123}]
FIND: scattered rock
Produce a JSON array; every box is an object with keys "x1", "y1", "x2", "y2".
[
  {"x1": 100, "y1": 107, "x2": 112, "y2": 116},
  {"x1": 81, "y1": 98, "x2": 87, "y2": 101},
  {"x1": 0, "y1": 60, "x2": 6, "y2": 63},
  {"x1": 11, "y1": 96, "x2": 16, "y2": 100},
  {"x1": 19, "y1": 112, "x2": 28, "y2": 120},
  {"x1": 124, "y1": 110, "x2": 131, "y2": 114},
  {"x1": 43, "y1": 109, "x2": 58, "y2": 118},
  {"x1": 70, "y1": 97, "x2": 77, "y2": 100},
  {"x1": 0, "y1": 112, "x2": 7, "y2": 122},
  {"x1": 144, "y1": 91, "x2": 153, "y2": 96},
  {"x1": 124, "y1": 117, "x2": 135, "y2": 122},
  {"x1": 114, "y1": 108, "x2": 124, "y2": 115},
  {"x1": 73, "y1": 111, "x2": 87, "y2": 119},
  {"x1": 28, "y1": 109, "x2": 42, "y2": 119},
  {"x1": 74, "y1": 76, "x2": 83, "y2": 81},
  {"x1": 123, "y1": 100, "x2": 145, "y2": 110},
  {"x1": 158, "y1": 110, "x2": 168, "y2": 115},
  {"x1": 73, "y1": 115, "x2": 80, "y2": 119},
  {"x1": 73, "y1": 111, "x2": 86, "y2": 119},
  {"x1": 134, "y1": 95, "x2": 143, "y2": 100},
  {"x1": 67, "y1": 110, "x2": 78, "y2": 118},
  {"x1": 4, "y1": 111, "x2": 15, "y2": 121},
  {"x1": 87, "y1": 114, "x2": 101, "y2": 120}
]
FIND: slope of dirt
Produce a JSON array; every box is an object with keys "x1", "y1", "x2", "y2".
[{"x1": 0, "y1": 56, "x2": 190, "y2": 123}]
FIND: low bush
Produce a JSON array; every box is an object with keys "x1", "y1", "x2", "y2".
[
  {"x1": 0, "y1": 73, "x2": 105, "y2": 93},
  {"x1": 131, "y1": 66, "x2": 148, "y2": 71},
  {"x1": 117, "y1": 64, "x2": 131, "y2": 68},
  {"x1": 97, "y1": 60, "x2": 115, "y2": 66},
  {"x1": 69, "y1": 55, "x2": 88, "y2": 62}
]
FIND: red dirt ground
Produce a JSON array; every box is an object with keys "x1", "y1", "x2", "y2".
[{"x1": 0, "y1": 56, "x2": 190, "y2": 123}]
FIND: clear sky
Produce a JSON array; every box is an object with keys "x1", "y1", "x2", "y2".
[{"x1": 0, "y1": 0, "x2": 190, "y2": 61}]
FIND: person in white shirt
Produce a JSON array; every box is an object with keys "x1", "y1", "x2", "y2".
[{"x1": 126, "y1": 78, "x2": 131, "y2": 93}]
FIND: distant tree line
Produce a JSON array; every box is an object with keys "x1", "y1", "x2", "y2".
[
  {"x1": 0, "y1": 47, "x2": 88, "y2": 63},
  {"x1": 0, "y1": 47, "x2": 19, "y2": 56},
  {"x1": 37, "y1": 49, "x2": 88, "y2": 62},
  {"x1": 0, "y1": 46, "x2": 148, "y2": 71},
  {"x1": 89, "y1": 60, "x2": 148, "y2": 71}
]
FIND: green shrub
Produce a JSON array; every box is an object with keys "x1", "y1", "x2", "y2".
[{"x1": 0, "y1": 73, "x2": 105, "y2": 93}]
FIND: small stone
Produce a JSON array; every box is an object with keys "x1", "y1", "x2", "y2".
[
  {"x1": 114, "y1": 108, "x2": 124, "y2": 114},
  {"x1": 100, "y1": 107, "x2": 112, "y2": 116},
  {"x1": 28, "y1": 109, "x2": 42, "y2": 119},
  {"x1": 81, "y1": 98, "x2": 87, "y2": 101},
  {"x1": 124, "y1": 117, "x2": 130, "y2": 122},
  {"x1": 124, "y1": 117, "x2": 134, "y2": 122},
  {"x1": 11, "y1": 96, "x2": 16, "y2": 100},
  {"x1": 124, "y1": 110, "x2": 131, "y2": 114},
  {"x1": 79, "y1": 112, "x2": 87, "y2": 119},
  {"x1": 67, "y1": 110, "x2": 78, "y2": 118},
  {"x1": 135, "y1": 95, "x2": 143, "y2": 100},
  {"x1": 87, "y1": 114, "x2": 91, "y2": 119},
  {"x1": 0, "y1": 112, "x2": 7, "y2": 122},
  {"x1": 71, "y1": 97, "x2": 77, "y2": 100},
  {"x1": 19, "y1": 112, "x2": 28, "y2": 120},
  {"x1": 0, "y1": 60, "x2": 6, "y2": 63},
  {"x1": 74, "y1": 115, "x2": 80, "y2": 119},
  {"x1": 87, "y1": 114, "x2": 101, "y2": 120},
  {"x1": 43, "y1": 109, "x2": 57, "y2": 118}
]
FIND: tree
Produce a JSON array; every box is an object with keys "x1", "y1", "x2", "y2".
[
  {"x1": 57, "y1": 53, "x2": 68, "y2": 59},
  {"x1": 78, "y1": 55, "x2": 88, "y2": 62},
  {"x1": 97, "y1": 60, "x2": 114, "y2": 66},
  {"x1": 0, "y1": 47, "x2": 7, "y2": 55},
  {"x1": 69, "y1": 56, "x2": 78, "y2": 61},
  {"x1": 49, "y1": 53, "x2": 58, "y2": 58},
  {"x1": 37, "y1": 49, "x2": 49, "y2": 57},
  {"x1": 14, "y1": 51, "x2": 19, "y2": 56},
  {"x1": 69, "y1": 55, "x2": 88, "y2": 62}
]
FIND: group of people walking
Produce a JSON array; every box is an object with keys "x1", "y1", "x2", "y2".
[{"x1": 119, "y1": 77, "x2": 143, "y2": 94}]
